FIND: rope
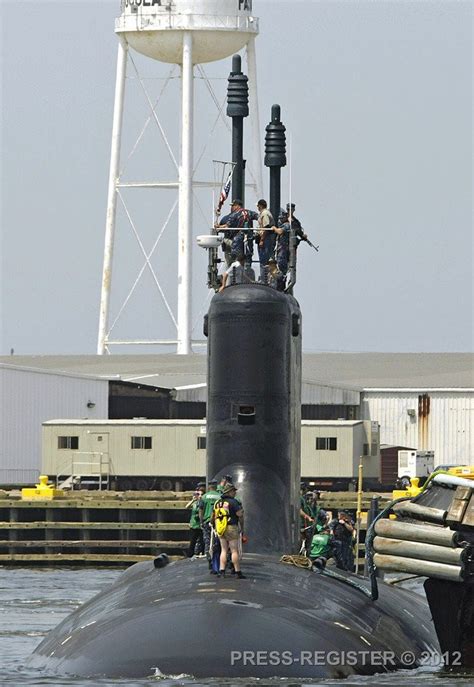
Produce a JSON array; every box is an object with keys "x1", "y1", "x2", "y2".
[
  {"x1": 280, "y1": 554, "x2": 312, "y2": 569},
  {"x1": 280, "y1": 554, "x2": 374, "y2": 599}
]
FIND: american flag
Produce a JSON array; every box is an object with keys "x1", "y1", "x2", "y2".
[{"x1": 216, "y1": 170, "x2": 232, "y2": 215}]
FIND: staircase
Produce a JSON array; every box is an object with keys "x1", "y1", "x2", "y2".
[{"x1": 56, "y1": 452, "x2": 111, "y2": 491}]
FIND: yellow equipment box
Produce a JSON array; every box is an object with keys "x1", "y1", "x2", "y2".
[{"x1": 447, "y1": 466, "x2": 474, "y2": 480}]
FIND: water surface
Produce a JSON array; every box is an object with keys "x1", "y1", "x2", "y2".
[{"x1": 0, "y1": 566, "x2": 471, "y2": 686}]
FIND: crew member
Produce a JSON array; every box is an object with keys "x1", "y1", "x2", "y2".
[
  {"x1": 199, "y1": 479, "x2": 221, "y2": 570},
  {"x1": 286, "y1": 202, "x2": 309, "y2": 247},
  {"x1": 248, "y1": 199, "x2": 275, "y2": 282},
  {"x1": 308, "y1": 490, "x2": 328, "y2": 529},
  {"x1": 310, "y1": 524, "x2": 334, "y2": 571},
  {"x1": 219, "y1": 254, "x2": 247, "y2": 291},
  {"x1": 266, "y1": 257, "x2": 284, "y2": 290},
  {"x1": 186, "y1": 484, "x2": 205, "y2": 558},
  {"x1": 213, "y1": 483, "x2": 246, "y2": 579},
  {"x1": 215, "y1": 199, "x2": 253, "y2": 268},
  {"x1": 299, "y1": 483, "x2": 314, "y2": 555},
  {"x1": 330, "y1": 510, "x2": 355, "y2": 571},
  {"x1": 273, "y1": 209, "x2": 291, "y2": 278},
  {"x1": 217, "y1": 475, "x2": 233, "y2": 494}
]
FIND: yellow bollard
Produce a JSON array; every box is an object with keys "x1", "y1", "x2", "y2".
[
  {"x1": 392, "y1": 476, "x2": 422, "y2": 501},
  {"x1": 390, "y1": 477, "x2": 423, "y2": 518},
  {"x1": 21, "y1": 475, "x2": 64, "y2": 501}
]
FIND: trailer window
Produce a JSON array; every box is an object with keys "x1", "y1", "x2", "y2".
[
  {"x1": 131, "y1": 436, "x2": 152, "y2": 449},
  {"x1": 315, "y1": 437, "x2": 337, "y2": 451},
  {"x1": 197, "y1": 437, "x2": 207, "y2": 450},
  {"x1": 58, "y1": 436, "x2": 79, "y2": 450}
]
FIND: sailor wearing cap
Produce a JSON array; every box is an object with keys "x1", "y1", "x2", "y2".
[
  {"x1": 186, "y1": 483, "x2": 205, "y2": 558},
  {"x1": 214, "y1": 199, "x2": 253, "y2": 268},
  {"x1": 217, "y1": 474, "x2": 233, "y2": 494},
  {"x1": 199, "y1": 479, "x2": 221, "y2": 569},
  {"x1": 212, "y1": 483, "x2": 246, "y2": 579}
]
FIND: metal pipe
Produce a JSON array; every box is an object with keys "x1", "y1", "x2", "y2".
[
  {"x1": 355, "y1": 459, "x2": 363, "y2": 574},
  {"x1": 232, "y1": 118, "x2": 244, "y2": 203},
  {"x1": 97, "y1": 38, "x2": 128, "y2": 355},
  {"x1": 269, "y1": 167, "x2": 280, "y2": 225},
  {"x1": 246, "y1": 37, "x2": 263, "y2": 200},
  {"x1": 373, "y1": 553, "x2": 463, "y2": 582},
  {"x1": 177, "y1": 31, "x2": 193, "y2": 355},
  {"x1": 373, "y1": 536, "x2": 467, "y2": 565},
  {"x1": 374, "y1": 518, "x2": 461, "y2": 547},
  {"x1": 364, "y1": 496, "x2": 380, "y2": 578},
  {"x1": 433, "y1": 474, "x2": 474, "y2": 490},
  {"x1": 392, "y1": 501, "x2": 447, "y2": 523}
]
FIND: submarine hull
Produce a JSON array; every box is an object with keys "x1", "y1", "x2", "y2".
[{"x1": 29, "y1": 556, "x2": 438, "y2": 679}]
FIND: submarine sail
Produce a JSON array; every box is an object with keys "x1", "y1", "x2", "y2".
[{"x1": 206, "y1": 284, "x2": 301, "y2": 554}]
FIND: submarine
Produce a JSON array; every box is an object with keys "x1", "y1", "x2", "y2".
[{"x1": 29, "y1": 55, "x2": 474, "y2": 680}]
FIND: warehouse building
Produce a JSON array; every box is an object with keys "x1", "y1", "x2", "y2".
[{"x1": 1, "y1": 353, "x2": 472, "y2": 485}]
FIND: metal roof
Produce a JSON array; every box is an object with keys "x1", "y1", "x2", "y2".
[
  {"x1": 1, "y1": 352, "x2": 472, "y2": 391},
  {"x1": 43, "y1": 419, "x2": 206, "y2": 426}
]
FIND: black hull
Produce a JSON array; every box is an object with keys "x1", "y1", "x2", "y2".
[{"x1": 29, "y1": 554, "x2": 437, "y2": 679}]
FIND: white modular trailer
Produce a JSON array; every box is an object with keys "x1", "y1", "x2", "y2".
[
  {"x1": 0, "y1": 365, "x2": 108, "y2": 486},
  {"x1": 361, "y1": 390, "x2": 474, "y2": 467},
  {"x1": 42, "y1": 420, "x2": 207, "y2": 489},
  {"x1": 301, "y1": 421, "x2": 381, "y2": 488},
  {"x1": 42, "y1": 419, "x2": 380, "y2": 490}
]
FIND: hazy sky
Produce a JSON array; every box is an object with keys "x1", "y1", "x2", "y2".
[{"x1": 1, "y1": 0, "x2": 472, "y2": 355}]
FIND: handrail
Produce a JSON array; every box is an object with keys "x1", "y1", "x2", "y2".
[{"x1": 55, "y1": 452, "x2": 110, "y2": 491}]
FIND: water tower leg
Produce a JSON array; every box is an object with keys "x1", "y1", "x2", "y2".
[
  {"x1": 247, "y1": 37, "x2": 263, "y2": 201},
  {"x1": 177, "y1": 32, "x2": 194, "y2": 355},
  {"x1": 97, "y1": 38, "x2": 128, "y2": 355}
]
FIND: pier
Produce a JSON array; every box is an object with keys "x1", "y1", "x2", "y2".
[{"x1": 0, "y1": 490, "x2": 391, "y2": 565}]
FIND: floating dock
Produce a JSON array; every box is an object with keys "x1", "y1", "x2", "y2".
[{"x1": 0, "y1": 490, "x2": 390, "y2": 565}]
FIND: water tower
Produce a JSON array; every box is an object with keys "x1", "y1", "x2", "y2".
[{"x1": 97, "y1": 0, "x2": 261, "y2": 354}]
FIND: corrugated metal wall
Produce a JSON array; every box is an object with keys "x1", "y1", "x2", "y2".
[
  {"x1": 0, "y1": 367, "x2": 108, "y2": 485},
  {"x1": 361, "y1": 391, "x2": 473, "y2": 466}
]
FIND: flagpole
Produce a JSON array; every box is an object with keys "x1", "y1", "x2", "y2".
[{"x1": 215, "y1": 163, "x2": 236, "y2": 222}]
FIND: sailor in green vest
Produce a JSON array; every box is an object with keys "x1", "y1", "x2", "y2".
[
  {"x1": 186, "y1": 482, "x2": 205, "y2": 558},
  {"x1": 199, "y1": 478, "x2": 221, "y2": 570},
  {"x1": 300, "y1": 483, "x2": 315, "y2": 554},
  {"x1": 310, "y1": 524, "x2": 334, "y2": 571},
  {"x1": 307, "y1": 490, "x2": 328, "y2": 529}
]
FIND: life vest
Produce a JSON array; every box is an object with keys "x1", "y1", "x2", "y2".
[{"x1": 213, "y1": 499, "x2": 231, "y2": 536}]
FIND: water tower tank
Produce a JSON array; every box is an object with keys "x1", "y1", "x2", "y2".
[{"x1": 116, "y1": 0, "x2": 259, "y2": 64}]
